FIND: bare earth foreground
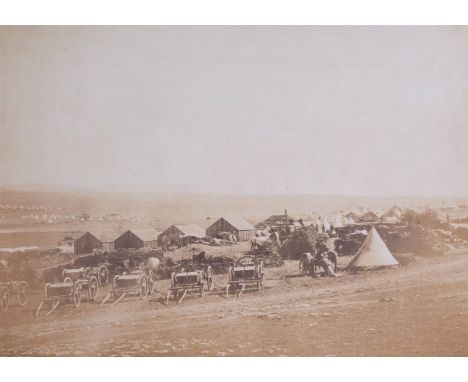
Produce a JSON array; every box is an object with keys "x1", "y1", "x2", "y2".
[{"x1": 1, "y1": 251, "x2": 468, "y2": 356}]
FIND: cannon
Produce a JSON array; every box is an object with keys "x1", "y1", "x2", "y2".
[
  {"x1": 166, "y1": 266, "x2": 213, "y2": 305},
  {"x1": 35, "y1": 281, "x2": 82, "y2": 317},
  {"x1": 226, "y1": 255, "x2": 264, "y2": 297},
  {"x1": 100, "y1": 269, "x2": 153, "y2": 307},
  {"x1": 0, "y1": 280, "x2": 29, "y2": 312}
]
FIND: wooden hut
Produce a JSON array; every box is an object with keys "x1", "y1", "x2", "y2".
[
  {"x1": 131, "y1": 229, "x2": 159, "y2": 248},
  {"x1": 206, "y1": 217, "x2": 255, "y2": 241},
  {"x1": 114, "y1": 230, "x2": 145, "y2": 250},
  {"x1": 157, "y1": 224, "x2": 206, "y2": 247},
  {"x1": 73, "y1": 232, "x2": 103, "y2": 255}
]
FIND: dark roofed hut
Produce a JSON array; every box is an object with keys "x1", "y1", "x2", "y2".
[
  {"x1": 73, "y1": 232, "x2": 103, "y2": 255},
  {"x1": 206, "y1": 217, "x2": 256, "y2": 242},
  {"x1": 114, "y1": 230, "x2": 145, "y2": 250},
  {"x1": 158, "y1": 224, "x2": 206, "y2": 248}
]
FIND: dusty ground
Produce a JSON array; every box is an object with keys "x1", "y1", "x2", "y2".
[{"x1": 1, "y1": 248, "x2": 468, "y2": 356}]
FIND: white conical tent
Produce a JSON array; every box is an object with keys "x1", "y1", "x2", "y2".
[{"x1": 346, "y1": 227, "x2": 399, "y2": 269}]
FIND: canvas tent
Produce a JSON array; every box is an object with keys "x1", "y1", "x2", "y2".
[{"x1": 346, "y1": 227, "x2": 399, "y2": 269}]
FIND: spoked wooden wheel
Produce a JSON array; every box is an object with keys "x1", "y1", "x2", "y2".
[
  {"x1": 87, "y1": 276, "x2": 98, "y2": 301},
  {"x1": 73, "y1": 284, "x2": 82, "y2": 307},
  {"x1": 139, "y1": 275, "x2": 149, "y2": 299},
  {"x1": 16, "y1": 281, "x2": 29, "y2": 306},
  {"x1": 97, "y1": 265, "x2": 109, "y2": 286},
  {"x1": 0, "y1": 287, "x2": 9, "y2": 312}
]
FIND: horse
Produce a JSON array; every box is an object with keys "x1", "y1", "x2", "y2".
[{"x1": 250, "y1": 235, "x2": 271, "y2": 250}]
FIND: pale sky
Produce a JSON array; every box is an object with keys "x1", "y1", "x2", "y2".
[{"x1": 1, "y1": 26, "x2": 467, "y2": 197}]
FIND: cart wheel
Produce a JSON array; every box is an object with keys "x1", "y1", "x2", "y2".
[
  {"x1": 147, "y1": 270, "x2": 154, "y2": 295},
  {"x1": 139, "y1": 275, "x2": 149, "y2": 299},
  {"x1": 97, "y1": 265, "x2": 109, "y2": 286},
  {"x1": 16, "y1": 281, "x2": 29, "y2": 306},
  {"x1": 0, "y1": 287, "x2": 9, "y2": 312},
  {"x1": 73, "y1": 284, "x2": 82, "y2": 307},
  {"x1": 84, "y1": 267, "x2": 93, "y2": 279},
  {"x1": 87, "y1": 276, "x2": 98, "y2": 302}
]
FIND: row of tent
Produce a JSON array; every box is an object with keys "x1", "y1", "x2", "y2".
[{"x1": 315, "y1": 205, "x2": 404, "y2": 231}]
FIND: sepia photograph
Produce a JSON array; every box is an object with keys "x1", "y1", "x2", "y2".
[{"x1": 1, "y1": 23, "x2": 468, "y2": 359}]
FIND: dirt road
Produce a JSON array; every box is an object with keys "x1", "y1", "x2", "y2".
[{"x1": 1, "y1": 251, "x2": 468, "y2": 356}]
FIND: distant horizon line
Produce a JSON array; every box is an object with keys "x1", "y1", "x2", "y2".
[{"x1": 1, "y1": 182, "x2": 467, "y2": 200}]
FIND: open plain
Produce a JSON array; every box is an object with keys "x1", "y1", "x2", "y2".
[{"x1": 2, "y1": 247, "x2": 468, "y2": 356}]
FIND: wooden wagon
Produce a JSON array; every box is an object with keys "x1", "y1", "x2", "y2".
[
  {"x1": 166, "y1": 265, "x2": 213, "y2": 304},
  {"x1": 226, "y1": 255, "x2": 264, "y2": 297},
  {"x1": 100, "y1": 269, "x2": 153, "y2": 307}
]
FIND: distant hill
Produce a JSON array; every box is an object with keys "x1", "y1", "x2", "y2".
[{"x1": 0, "y1": 187, "x2": 453, "y2": 229}]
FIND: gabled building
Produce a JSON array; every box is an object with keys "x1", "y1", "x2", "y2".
[
  {"x1": 130, "y1": 229, "x2": 159, "y2": 248},
  {"x1": 114, "y1": 230, "x2": 145, "y2": 250},
  {"x1": 344, "y1": 210, "x2": 362, "y2": 223},
  {"x1": 261, "y1": 212, "x2": 297, "y2": 232},
  {"x1": 73, "y1": 232, "x2": 103, "y2": 255},
  {"x1": 360, "y1": 210, "x2": 379, "y2": 222},
  {"x1": 206, "y1": 216, "x2": 256, "y2": 241},
  {"x1": 158, "y1": 224, "x2": 206, "y2": 247}
]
